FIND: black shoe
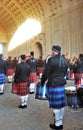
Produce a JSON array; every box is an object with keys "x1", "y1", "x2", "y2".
[
  {"x1": 24, "y1": 105, "x2": 27, "y2": 108},
  {"x1": 60, "y1": 125, "x2": 63, "y2": 129},
  {"x1": 18, "y1": 105, "x2": 26, "y2": 109},
  {"x1": 49, "y1": 123, "x2": 63, "y2": 130},
  {"x1": 0, "y1": 92, "x2": 4, "y2": 95},
  {"x1": 29, "y1": 92, "x2": 34, "y2": 94}
]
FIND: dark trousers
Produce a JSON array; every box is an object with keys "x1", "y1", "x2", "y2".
[{"x1": 77, "y1": 88, "x2": 83, "y2": 107}]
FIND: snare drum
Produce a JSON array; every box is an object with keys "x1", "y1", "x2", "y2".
[
  {"x1": 35, "y1": 82, "x2": 48, "y2": 100},
  {"x1": 65, "y1": 86, "x2": 79, "y2": 107}
]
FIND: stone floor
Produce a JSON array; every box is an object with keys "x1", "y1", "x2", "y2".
[{"x1": 0, "y1": 80, "x2": 83, "y2": 130}]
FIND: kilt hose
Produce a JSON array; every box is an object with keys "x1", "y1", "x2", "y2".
[
  {"x1": 16, "y1": 82, "x2": 29, "y2": 96},
  {"x1": 47, "y1": 86, "x2": 66, "y2": 109},
  {"x1": 0, "y1": 73, "x2": 5, "y2": 84},
  {"x1": 28, "y1": 72, "x2": 38, "y2": 83}
]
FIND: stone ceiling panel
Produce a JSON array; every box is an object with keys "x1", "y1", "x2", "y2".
[{"x1": 0, "y1": 0, "x2": 82, "y2": 42}]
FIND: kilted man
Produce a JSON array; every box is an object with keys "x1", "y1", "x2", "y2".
[
  {"x1": 28, "y1": 51, "x2": 38, "y2": 94},
  {"x1": 0, "y1": 54, "x2": 7, "y2": 94},
  {"x1": 37, "y1": 56, "x2": 44, "y2": 78},
  {"x1": 41, "y1": 45, "x2": 68, "y2": 130},
  {"x1": 14, "y1": 54, "x2": 31, "y2": 109},
  {"x1": 6, "y1": 56, "x2": 14, "y2": 83},
  {"x1": 74, "y1": 54, "x2": 83, "y2": 107}
]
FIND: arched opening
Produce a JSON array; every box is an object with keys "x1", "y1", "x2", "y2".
[
  {"x1": 8, "y1": 19, "x2": 42, "y2": 51},
  {"x1": 34, "y1": 42, "x2": 42, "y2": 59}
]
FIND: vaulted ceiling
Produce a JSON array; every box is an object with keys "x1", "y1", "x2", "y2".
[{"x1": 0, "y1": 0, "x2": 82, "y2": 43}]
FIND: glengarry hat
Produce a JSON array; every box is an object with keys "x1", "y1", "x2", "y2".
[{"x1": 52, "y1": 45, "x2": 61, "y2": 53}]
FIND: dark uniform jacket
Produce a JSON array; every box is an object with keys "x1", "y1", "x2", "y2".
[
  {"x1": 28, "y1": 58, "x2": 37, "y2": 72},
  {"x1": 41, "y1": 55, "x2": 68, "y2": 87},
  {"x1": 37, "y1": 59, "x2": 44, "y2": 67},
  {"x1": 14, "y1": 62, "x2": 31, "y2": 83},
  {"x1": 6, "y1": 60, "x2": 14, "y2": 70},
  {"x1": 74, "y1": 60, "x2": 83, "y2": 73},
  {"x1": 0, "y1": 58, "x2": 7, "y2": 74}
]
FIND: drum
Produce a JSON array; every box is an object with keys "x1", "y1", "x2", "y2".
[
  {"x1": 65, "y1": 86, "x2": 82, "y2": 108},
  {"x1": 35, "y1": 82, "x2": 48, "y2": 100}
]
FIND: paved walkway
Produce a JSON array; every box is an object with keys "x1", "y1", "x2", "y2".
[{"x1": 0, "y1": 80, "x2": 83, "y2": 130}]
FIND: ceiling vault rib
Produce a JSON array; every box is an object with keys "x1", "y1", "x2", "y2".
[{"x1": 0, "y1": 3, "x2": 18, "y2": 26}]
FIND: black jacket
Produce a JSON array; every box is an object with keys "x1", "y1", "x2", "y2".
[
  {"x1": 28, "y1": 58, "x2": 37, "y2": 72},
  {"x1": 14, "y1": 62, "x2": 31, "y2": 83},
  {"x1": 74, "y1": 60, "x2": 83, "y2": 73},
  {"x1": 0, "y1": 58, "x2": 7, "y2": 74},
  {"x1": 41, "y1": 55, "x2": 68, "y2": 87}
]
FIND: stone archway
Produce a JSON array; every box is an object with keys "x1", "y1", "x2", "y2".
[{"x1": 34, "y1": 42, "x2": 42, "y2": 59}]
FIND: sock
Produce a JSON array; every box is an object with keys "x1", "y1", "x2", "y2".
[
  {"x1": 59, "y1": 107, "x2": 65, "y2": 125},
  {"x1": 30, "y1": 83, "x2": 36, "y2": 92},
  {"x1": 0, "y1": 84, "x2": 4, "y2": 93},
  {"x1": 20, "y1": 96, "x2": 25, "y2": 106},
  {"x1": 53, "y1": 108, "x2": 64, "y2": 126},
  {"x1": 24, "y1": 95, "x2": 29, "y2": 105}
]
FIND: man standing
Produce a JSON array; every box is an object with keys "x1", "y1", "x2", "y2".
[
  {"x1": 14, "y1": 54, "x2": 31, "y2": 109},
  {"x1": 37, "y1": 56, "x2": 44, "y2": 79},
  {"x1": 28, "y1": 51, "x2": 38, "y2": 94},
  {"x1": 41, "y1": 45, "x2": 68, "y2": 130},
  {"x1": 0, "y1": 54, "x2": 7, "y2": 94},
  {"x1": 74, "y1": 54, "x2": 83, "y2": 107}
]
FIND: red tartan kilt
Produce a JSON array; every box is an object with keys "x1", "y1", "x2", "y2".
[
  {"x1": 16, "y1": 82, "x2": 29, "y2": 96},
  {"x1": 69, "y1": 73, "x2": 74, "y2": 79},
  {"x1": 6, "y1": 69, "x2": 14, "y2": 76},
  {"x1": 13, "y1": 67, "x2": 16, "y2": 72},
  {"x1": 11, "y1": 83, "x2": 17, "y2": 94},
  {"x1": 37, "y1": 67, "x2": 44, "y2": 74},
  {"x1": 74, "y1": 73, "x2": 83, "y2": 86},
  {"x1": 75, "y1": 78, "x2": 83, "y2": 86},
  {"x1": 28, "y1": 72, "x2": 38, "y2": 83}
]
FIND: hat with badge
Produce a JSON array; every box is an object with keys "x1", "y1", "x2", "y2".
[{"x1": 52, "y1": 45, "x2": 61, "y2": 53}]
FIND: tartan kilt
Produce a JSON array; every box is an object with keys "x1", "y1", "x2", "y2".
[
  {"x1": 0, "y1": 73, "x2": 5, "y2": 84},
  {"x1": 47, "y1": 86, "x2": 66, "y2": 109},
  {"x1": 16, "y1": 82, "x2": 29, "y2": 96},
  {"x1": 13, "y1": 67, "x2": 16, "y2": 73},
  {"x1": 74, "y1": 78, "x2": 83, "y2": 86},
  {"x1": 37, "y1": 67, "x2": 44, "y2": 74},
  {"x1": 28, "y1": 72, "x2": 38, "y2": 83},
  {"x1": 6, "y1": 69, "x2": 14, "y2": 76},
  {"x1": 74, "y1": 73, "x2": 83, "y2": 87},
  {"x1": 11, "y1": 82, "x2": 17, "y2": 94}
]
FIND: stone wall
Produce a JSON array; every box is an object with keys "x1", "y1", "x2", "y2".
[
  {"x1": 44, "y1": 3, "x2": 83, "y2": 58},
  {"x1": 8, "y1": 2, "x2": 83, "y2": 59}
]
